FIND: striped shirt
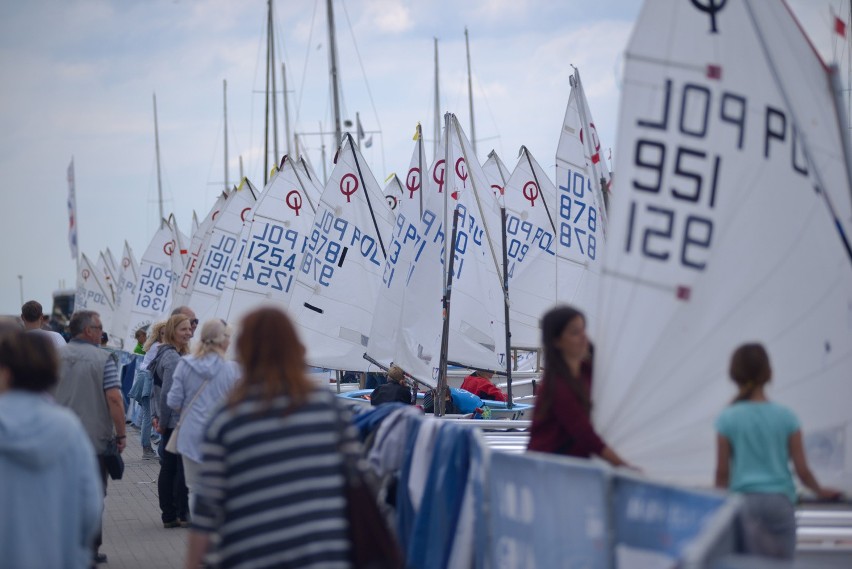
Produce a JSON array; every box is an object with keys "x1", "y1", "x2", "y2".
[{"x1": 193, "y1": 388, "x2": 355, "y2": 569}]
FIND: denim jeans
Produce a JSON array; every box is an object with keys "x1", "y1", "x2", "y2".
[{"x1": 139, "y1": 396, "x2": 153, "y2": 448}]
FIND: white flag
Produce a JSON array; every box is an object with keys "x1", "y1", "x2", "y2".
[{"x1": 67, "y1": 158, "x2": 78, "y2": 260}]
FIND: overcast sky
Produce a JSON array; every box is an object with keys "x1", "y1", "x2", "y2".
[{"x1": 0, "y1": 0, "x2": 844, "y2": 315}]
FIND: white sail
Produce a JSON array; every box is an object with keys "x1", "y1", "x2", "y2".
[
  {"x1": 216, "y1": 157, "x2": 321, "y2": 328},
  {"x1": 104, "y1": 248, "x2": 119, "y2": 279},
  {"x1": 444, "y1": 114, "x2": 508, "y2": 371},
  {"x1": 166, "y1": 214, "x2": 189, "y2": 292},
  {"x1": 109, "y1": 241, "x2": 139, "y2": 349},
  {"x1": 172, "y1": 192, "x2": 228, "y2": 309},
  {"x1": 502, "y1": 147, "x2": 559, "y2": 348},
  {"x1": 391, "y1": 136, "x2": 447, "y2": 385},
  {"x1": 482, "y1": 149, "x2": 511, "y2": 206},
  {"x1": 288, "y1": 134, "x2": 394, "y2": 371},
  {"x1": 554, "y1": 69, "x2": 609, "y2": 334},
  {"x1": 191, "y1": 210, "x2": 199, "y2": 238},
  {"x1": 186, "y1": 179, "x2": 258, "y2": 324},
  {"x1": 594, "y1": 0, "x2": 852, "y2": 493},
  {"x1": 396, "y1": 115, "x2": 507, "y2": 383},
  {"x1": 95, "y1": 251, "x2": 117, "y2": 306},
  {"x1": 383, "y1": 174, "x2": 405, "y2": 221},
  {"x1": 124, "y1": 221, "x2": 178, "y2": 348},
  {"x1": 76, "y1": 252, "x2": 115, "y2": 333},
  {"x1": 366, "y1": 132, "x2": 427, "y2": 369}
]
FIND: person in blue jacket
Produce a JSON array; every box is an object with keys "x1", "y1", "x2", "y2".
[{"x1": 0, "y1": 329, "x2": 103, "y2": 569}]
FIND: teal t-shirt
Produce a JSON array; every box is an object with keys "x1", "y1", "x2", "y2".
[{"x1": 715, "y1": 401, "x2": 800, "y2": 503}]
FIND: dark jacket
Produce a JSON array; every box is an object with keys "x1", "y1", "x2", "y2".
[{"x1": 370, "y1": 382, "x2": 413, "y2": 407}]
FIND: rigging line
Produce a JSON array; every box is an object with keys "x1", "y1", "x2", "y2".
[
  {"x1": 246, "y1": 11, "x2": 268, "y2": 185},
  {"x1": 296, "y1": 0, "x2": 321, "y2": 124},
  {"x1": 346, "y1": 132, "x2": 387, "y2": 258},
  {"x1": 451, "y1": 116, "x2": 505, "y2": 294},
  {"x1": 522, "y1": 146, "x2": 557, "y2": 234},
  {"x1": 340, "y1": 0, "x2": 386, "y2": 173},
  {"x1": 289, "y1": 156, "x2": 320, "y2": 216},
  {"x1": 473, "y1": 70, "x2": 503, "y2": 158}
]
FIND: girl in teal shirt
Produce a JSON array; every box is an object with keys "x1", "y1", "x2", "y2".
[{"x1": 715, "y1": 343, "x2": 841, "y2": 559}]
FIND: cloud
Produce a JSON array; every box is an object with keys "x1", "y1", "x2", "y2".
[{"x1": 364, "y1": 0, "x2": 413, "y2": 34}]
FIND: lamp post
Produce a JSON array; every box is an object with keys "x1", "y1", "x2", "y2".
[{"x1": 17, "y1": 275, "x2": 23, "y2": 305}]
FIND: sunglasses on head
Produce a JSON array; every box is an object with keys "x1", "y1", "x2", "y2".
[{"x1": 190, "y1": 319, "x2": 199, "y2": 326}]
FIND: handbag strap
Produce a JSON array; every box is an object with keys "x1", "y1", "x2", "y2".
[{"x1": 175, "y1": 379, "x2": 211, "y2": 429}]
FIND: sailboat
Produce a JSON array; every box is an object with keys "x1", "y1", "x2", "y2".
[
  {"x1": 215, "y1": 154, "x2": 322, "y2": 328},
  {"x1": 593, "y1": 0, "x2": 852, "y2": 494},
  {"x1": 109, "y1": 241, "x2": 139, "y2": 349},
  {"x1": 287, "y1": 133, "x2": 395, "y2": 371},
  {"x1": 75, "y1": 252, "x2": 115, "y2": 334},
  {"x1": 185, "y1": 179, "x2": 258, "y2": 323}
]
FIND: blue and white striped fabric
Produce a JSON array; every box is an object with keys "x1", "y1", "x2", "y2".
[{"x1": 193, "y1": 388, "x2": 355, "y2": 569}]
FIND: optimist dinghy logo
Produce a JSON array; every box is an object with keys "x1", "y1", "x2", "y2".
[
  {"x1": 340, "y1": 173, "x2": 359, "y2": 203},
  {"x1": 406, "y1": 167, "x2": 421, "y2": 198},
  {"x1": 163, "y1": 240, "x2": 176, "y2": 256},
  {"x1": 286, "y1": 189, "x2": 302, "y2": 216},
  {"x1": 691, "y1": 0, "x2": 727, "y2": 33},
  {"x1": 523, "y1": 181, "x2": 540, "y2": 207}
]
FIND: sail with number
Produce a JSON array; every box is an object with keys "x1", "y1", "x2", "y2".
[
  {"x1": 186, "y1": 179, "x2": 258, "y2": 324},
  {"x1": 125, "y1": 221, "x2": 178, "y2": 348},
  {"x1": 391, "y1": 135, "x2": 447, "y2": 385},
  {"x1": 288, "y1": 134, "x2": 394, "y2": 371},
  {"x1": 593, "y1": 0, "x2": 852, "y2": 493},
  {"x1": 396, "y1": 114, "x2": 507, "y2": 384},
  {"x1": 502, "y1": 147, "x2": 559, "y2": 348},
  {"x1": 366, "y1": 130, "x2": 427, "y2": 369},
  {"x1": 216, "y1": 156, "x2": 322, "y2": 328},
  {"x1": 172, "y1": 191, "x2": 228, "y2": 310},
  {"x1": 109, "y1": 241, "x2": 139, "y2": 349},
  {"x1": 554, "y1": 68, "x2": 609, "y2": 333},
  {"x1": 76, "y1": 252, "x2": 115, "y2": 334}
]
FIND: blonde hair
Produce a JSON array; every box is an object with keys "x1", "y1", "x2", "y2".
[
  {"x1": 163, "y1": 314, "x2": 191, "y2": 355},
  {"x1": 193, "y1": 319, "x2": 231, "y2": 357},
  {"x1": 387, "y1": 365, "x2": 405, "y2": 383},
  {"x1": 144, "y1": 321, "x2": 167, "y2": 352}
]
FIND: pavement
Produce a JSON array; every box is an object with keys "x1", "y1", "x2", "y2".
[{"x1": 99, "y1": 425, "x2": 187, "y2": 569}]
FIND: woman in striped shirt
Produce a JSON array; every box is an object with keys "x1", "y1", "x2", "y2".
[{"x1": 186, "y1": 307, "x2": 358, "y2": 569}]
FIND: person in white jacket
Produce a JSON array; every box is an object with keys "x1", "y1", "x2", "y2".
[{"x1": 166, "y1": 319, "x2": 240, "y2": 514}]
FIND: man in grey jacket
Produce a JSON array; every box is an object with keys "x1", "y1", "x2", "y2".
[{"x1": 54, "y1": 310, "x2": 126, "y2": 566}]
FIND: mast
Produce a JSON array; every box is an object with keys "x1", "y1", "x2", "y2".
[
  {"x1": 264, "y1": 0, "x2": 272, "y2": 185},
  {"x1": 327, "y1": 0, "x2": 343, "y2": 147},
  {"x1": 501, "y1": 207, "x2": 513, "y2": 407},
  {"x1": 152, "y1": 92, "x2": 164, "y2": 227},
  {"x1": 433, "y1": 38, "x2": 440, "y2": 161},
  {"x1": 282, "y1": 62, "x2": 292, "y2": 157},
  {"x1": 270, "y1": 0, "x2": 279, "y2": 163},
  {"x1": 436, "y1": 113, "x2": 452, "y2": 416},
  {"x1": 223, "y1": 79, "x2": 229, "y2": 194},
  {"x1": 465, "y1": 27, "x2": 477, "y2": 156},
  {"x1": 417, "y1": 123, "x2": 424, "y2": 216}
]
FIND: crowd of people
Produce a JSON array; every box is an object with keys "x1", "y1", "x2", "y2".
[{"x1": 0, "y1": 299, "x2": 843, "y2": 566}]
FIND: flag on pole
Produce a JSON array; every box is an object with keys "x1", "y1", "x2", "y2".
[{"x1": 67, "y1": 158, "x2": 78, "y2": 260}]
